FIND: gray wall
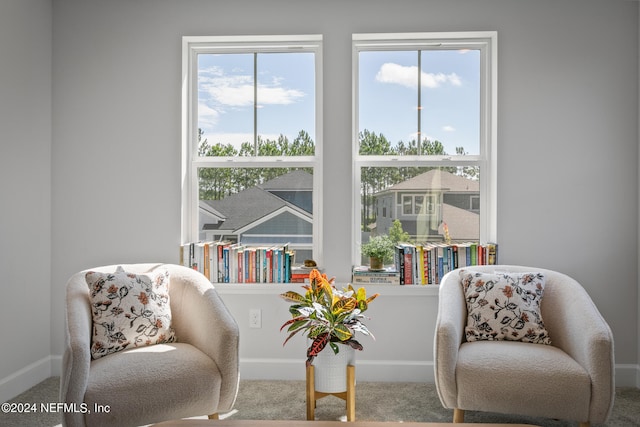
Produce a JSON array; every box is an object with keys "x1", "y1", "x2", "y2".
[
  {"x1": 0, "y1": 0, "x2": 52, "y2": 402},
  {"x1": 1, "y1": 0, "x2": 639, "y2": 400}
]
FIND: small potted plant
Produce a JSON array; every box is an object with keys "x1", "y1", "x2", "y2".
[
  {"x1": 361, "y1": 235, "x2": 395, "y2": 270},
  {"x1": 280, "y1": 269, "x2": 378, "y2": 367}
]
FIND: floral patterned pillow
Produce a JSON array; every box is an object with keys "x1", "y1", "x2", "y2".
[
  {"x1": 86, "y1": 266, "x2": 176, "y2": 359},
  {"x1": 459, "y1": 270, "x2": 551, "y2": 345}
]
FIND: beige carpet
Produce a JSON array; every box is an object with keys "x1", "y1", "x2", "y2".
[{"x1": 1, "y1": 377, "x2": 639, "y2": 426}]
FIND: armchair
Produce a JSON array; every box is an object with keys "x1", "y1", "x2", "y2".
[
  {"x1": 434, "y1": 265, "x2": 614, "y2": 427},
  {"x1": 60, "y1": 263, "x2": 240, "y2": 427}
]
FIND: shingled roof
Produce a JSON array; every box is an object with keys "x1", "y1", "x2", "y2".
[
  {"x1": 440, "y1": 203, "x2": 479, "y2": 240},
  {"x1": 201, "y1": 172, "x2": 312, "y2": 232},
  {"x1": 259, "y1": 169, "x2": 312, "y2": 190}
]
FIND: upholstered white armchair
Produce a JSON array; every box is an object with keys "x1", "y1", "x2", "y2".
[
  {"x1": 434, "y1": 265, "x2": 614, "y2": 427},
  {"x1": 60, "y1": 263, "x2": 240, "y2": 427}
]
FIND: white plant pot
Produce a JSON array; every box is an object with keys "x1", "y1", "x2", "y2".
[{"x1": 312, "y1": 344, "x2": 356, "y2": 393}]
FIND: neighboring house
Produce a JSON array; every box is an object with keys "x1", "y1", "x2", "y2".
[
  {"x1": 199, "y1": 170, "x2": 313, "y2": 260},
  {"x1": 373, "y1": 169, "x2": 479, "y2": 242}
]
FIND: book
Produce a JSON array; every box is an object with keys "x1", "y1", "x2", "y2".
[
  {"x1": 352, "y1": 266, "x2": 400, "y2": 285},
  {"x1": 351, "y1": 275, "x2": 400, "y2": 285}
]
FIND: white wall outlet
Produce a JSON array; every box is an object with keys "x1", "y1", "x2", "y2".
[{"x1": 249, "y1": 308, "x2": 262, "y2": 328}]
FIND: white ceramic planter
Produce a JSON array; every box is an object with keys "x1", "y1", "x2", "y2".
[{"x1": 312, "y1": 344, "x2": 356, "y2": 393}]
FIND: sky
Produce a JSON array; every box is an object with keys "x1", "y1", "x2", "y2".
[{"x1": 197, "y1": 48, "x2": 480, "y2": 155}]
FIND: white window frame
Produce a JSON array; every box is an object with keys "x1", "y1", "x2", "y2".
[
  {"x1": 352, "y1": 31, "x2": 497, "y2": 263},
  {"x1": 181, "y1": 35, "x2": 323, "y2": 265}
]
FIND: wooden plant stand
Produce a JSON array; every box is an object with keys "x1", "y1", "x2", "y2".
[{"x1": 306, "y1": 364, "x2": 356, "y2": 421}]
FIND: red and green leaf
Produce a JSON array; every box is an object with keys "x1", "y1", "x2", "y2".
[
  {"x1": 279, "y1": 316, "x2": 306, "y2": 332},
  {"x1": 306, "y1": 333, "x2": 330, "y2": 366}
]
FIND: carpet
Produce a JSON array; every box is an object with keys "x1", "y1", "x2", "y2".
[{"x1": 1, "y1": 377, "x2": 639, "y2": 426}]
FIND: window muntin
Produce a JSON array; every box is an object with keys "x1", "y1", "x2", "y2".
[
  {"x1": 353, "y1": 32, "x2": 496, "y2": 263},
  {"x1": 183, "y1": 35, "x2": 322, "y2": 266}
]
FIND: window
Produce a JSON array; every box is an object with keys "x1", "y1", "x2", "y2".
[
  {"x1": 182, "y1": 35, "x2": 322, "y2": 265},
  {"x1": 353, "y1": 32, "x2": 497, "y2": 262}
]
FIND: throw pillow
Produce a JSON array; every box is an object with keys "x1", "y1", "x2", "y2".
[
  {"x1": 459, "y1": 270, "x2": 551, "y2": 344},
  {"x1": 86, "y1": 266, "x2": 176, "y2": 359}
]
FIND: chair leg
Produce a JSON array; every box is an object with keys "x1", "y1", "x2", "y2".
[
  {"x1": 208, "y1": 413, "x2": 219, "y2": 420},
  {"x1": 453, "y1": 408, "x2": 465, "y2": 423}
]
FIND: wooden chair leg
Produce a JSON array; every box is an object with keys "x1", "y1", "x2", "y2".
[
  {"x1": 453, "y1": 408, "x2": 465, "y2": 423},
  {"x1": 208, "y1": 413, "x2": 219, "y2": 419}
]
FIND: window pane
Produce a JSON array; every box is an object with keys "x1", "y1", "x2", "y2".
[
  {"x1": 361, "y1": 166, "x2": 480, "y2": 246},
  {"x1": 359, "y1": 51, "x2": 417, "y2": 154},
  {"x1": 198, "y1": 167, "x2": 313, "y2": 262},
  {"x1": 403, "y1": 196, "x2": 412, "y2": 215},
  {"x1": 198, "y1": 53, "x2": 254, "y2": 153},
  {"x1": 420, "y1": 49, "x2": 480, "y2": 155},
  {"x1": 257, "y1": 52, "x2": 315, "y2": 153},
  {"x1": 197, "y1": 52, "x2": 315, "y2": 157}
]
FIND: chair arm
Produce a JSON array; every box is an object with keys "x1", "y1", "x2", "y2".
[
  {"x1": 60, "y1": 272, "x2": 93, "y2": 427},
  {"x1": 542, "y1": 272, "x2": 615, "y2": 423},
  {"x1": 166, "y1": 265, "x2": 240, "y2": 412},
  {"x1": 433, "y1": 270, "x2": 467, "y2": 409}
]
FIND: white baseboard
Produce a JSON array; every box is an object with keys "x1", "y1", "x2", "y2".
[
  {"x1": 615, "y1": 363, "x2": 640, "y2": 387},
  {"x1": 0, "y1": 355, "x2": 60, "y2": 404}
]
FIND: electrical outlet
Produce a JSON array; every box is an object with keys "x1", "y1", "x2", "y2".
[{"x1": 249, "y1": 309, "x2": 262, "y2": 328}]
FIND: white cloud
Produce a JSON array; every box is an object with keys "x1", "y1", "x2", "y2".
[
  {"x1": 199, "y1": 74, "x2": 253, "y2": 107},
  {"x1": 376, "y1": 63, "x2": 418, "y2": 88},
  {"x1": 198, "y1": 102, "x2": 220, "y2": 128},
  {"x1": 424, "y1": 72, "x2": 462, "y2": 88},
  {"x1": 200, "y1": 69, "x2": 305, "y2": 107},
  {"x1": 375, "y1": 63, "x2": 462, "y2": 89},
  {"x1": 257, "y1": 86, "x2": 305, "y2": 105},
  {"x1": 442, "y1": 125, "x2": 456, "y2": 132}
]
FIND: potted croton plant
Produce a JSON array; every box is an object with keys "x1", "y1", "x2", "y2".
[{"x1": 280, "y1": 269, "x2": 379, "y2": 369}]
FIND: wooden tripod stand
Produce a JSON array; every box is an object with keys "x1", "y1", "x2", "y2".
[{"x1": 306, "y1": 364, "x2": 356, "y2": 421}]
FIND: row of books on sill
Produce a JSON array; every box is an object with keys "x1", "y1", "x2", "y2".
[
  {"x1": 353, "y1": 242, "x2": 499, "y2": 286},
  {"x1": 180, "y1": 241, "x2": 498, "y2": 286},
  {"x1": 180, "y1": 241, "x2": 301, "y2": 284},
  {"x1": 180, "y1": 242, "x2": 498, "y2": 285}
]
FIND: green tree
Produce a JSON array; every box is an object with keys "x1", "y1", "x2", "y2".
[
  {"x1": 456, "y1": 146, "x2": 479, "y2": 180},
  {"x1": 388, "y1": 219, "x2": 410, "y2": 244},
  {"x1": 359, "y1": 130, "x2": 395, "y2": 230},
  {"x1": 197, "y1": 130, "x2": 238, "y2": 199},
  {"x1": 198, "y1": 129, "x2": 317, "y2": 201}
]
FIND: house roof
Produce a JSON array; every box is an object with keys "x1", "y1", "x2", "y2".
[
  {"x1": 201, "y1": 172, "x2": 312, "y2": 232},
  {"x1": 384, "y1": 169, "x2": 479, "y2": 193},
  {"x1": 259, "y1": 169, "x2": 313, "y2": 191},
  {"x1": 438, "y1": 203, "x2": 480, "y2": 241}
]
